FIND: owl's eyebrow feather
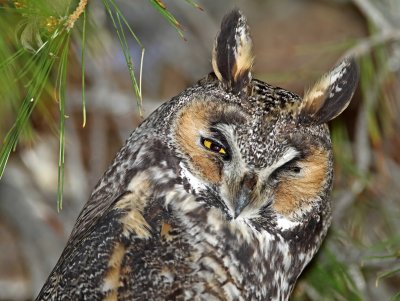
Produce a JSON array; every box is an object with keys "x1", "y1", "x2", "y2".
[
  {"x1": 208, "y1": 127, "x2": 230, "y2": 146},
  {"x1": 207, "y1": 106, "x2": 247, "y2": 126},
  {"x1": 260, "y1": 147, "x2": 300, "y2": 180}
]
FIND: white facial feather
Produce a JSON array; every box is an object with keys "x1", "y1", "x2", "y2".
[
  {"x1": 180, "y1": 162, "x2": 206, "y2": 194},
  {"x1": 276, "y1": 215, "x2": 300, "y2": 231}
]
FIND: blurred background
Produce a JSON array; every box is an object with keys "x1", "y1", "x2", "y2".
[{"x1": 0, "y1": 0, "x2": 399, "y2": 300}]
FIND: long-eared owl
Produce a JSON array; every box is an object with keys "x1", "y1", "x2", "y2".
[{"x1": 36, "y1": 9, "x2": 358, "y2": 301}]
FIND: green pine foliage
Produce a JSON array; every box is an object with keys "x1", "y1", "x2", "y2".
[{"x1": 0, "y1": 0, "x2": 199, "y2": 210}]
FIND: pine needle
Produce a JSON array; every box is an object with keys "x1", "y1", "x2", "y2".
[
  {"x1": 56, "y1": 34, "x2": 70, "y2": 211},
  {"x1": 81, "y1": 8, "x2": 87, "y2": 128},
  {"x1": 0, "y1": 33, "x2": 65, "y2": 179},
  {"x1": 148, "y1": 0, "x2": 184, "y2": 39},
  {"x1": 103, "y1": 0, "x2": 144, "y2": 113}
]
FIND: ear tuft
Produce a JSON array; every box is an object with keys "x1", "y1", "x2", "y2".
[
  {"x1": 212, "y1": 10, "x2": 254, "y2": 94},
  {"x1": 299, "y1": 58, "x2": 359, "y2": 125}
]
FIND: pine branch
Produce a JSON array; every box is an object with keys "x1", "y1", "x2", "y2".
[{"x1": 0, "y1": 0, "x2": 201, "y2": 208}]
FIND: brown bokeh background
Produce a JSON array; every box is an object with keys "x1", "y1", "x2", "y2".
[{"x1": 1, "y1": 0, "x2": 399, "y2": 300}]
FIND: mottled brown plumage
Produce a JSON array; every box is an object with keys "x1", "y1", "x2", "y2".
[{"x1": 36, "y1": 10, "x2": 358, "y2": 301}]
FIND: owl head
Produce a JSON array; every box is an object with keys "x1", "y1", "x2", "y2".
[{"x1": 166, "y1": 9, "x2": 357, "y2": 228}]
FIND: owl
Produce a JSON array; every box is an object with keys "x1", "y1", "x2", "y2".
[{"x1": 36, "y1": 9, "x2": 358, "y2": 301}]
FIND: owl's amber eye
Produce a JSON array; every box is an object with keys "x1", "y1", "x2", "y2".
[{"x1": 201, "y1": 137, "x2": 228, "y2": 158}]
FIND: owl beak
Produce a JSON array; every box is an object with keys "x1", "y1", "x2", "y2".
[
  {"x1": 233, "y1": 173, "x2": 257, "y2": 218},
  {"x1": 234, "y1": 188, "x2": 251, "y2": 218}
]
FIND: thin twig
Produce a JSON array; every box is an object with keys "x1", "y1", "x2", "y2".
[
  {"x1": 352, "y1": 0, "x2": 393, "y2": 33},
  {"x1": 66, "y1": 0, "x2": 88, "y2": 31},
  {"x1": 333, "y1": 58, "x2": 390, "y2": 223},
  {"x1": 341, "y1": 30, "x2": 400, "y2": 60},
  {"x1": 349, "y1": 0, "x2": 400, "y2": 72}
]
